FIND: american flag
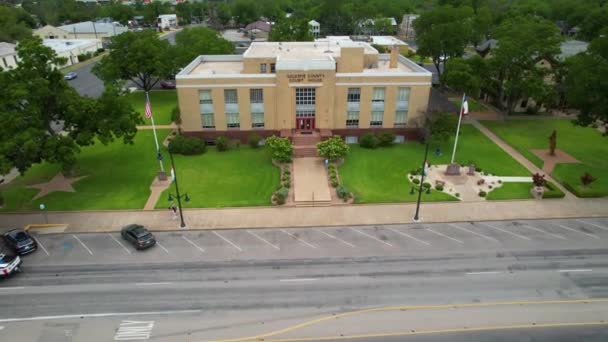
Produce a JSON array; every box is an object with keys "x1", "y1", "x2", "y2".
[
  {"x1": 145, "y1": 100, "x2": 153, "y2": 119},
  {"x1": 460, "y1": 94, "x2": 469, "y2": 118}
]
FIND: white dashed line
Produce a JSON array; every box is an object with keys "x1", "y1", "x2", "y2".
[
  {"x1": 279, "y1": 278, "x2": 319, "y2": 282},
  {"x1": 108, "y1": 234, "x2": 131, "y2": 254},
  {"x1": 72, "y1": 235, "x2": 93, "y2": 255},
  {"x1": 181, "y1": 236, "x2": 205, "y2": 253},
  {"x1": 247, "y1": 230, "x2": 280, "y2": 250},
  {"x1": 136, "y1": 282, "x2": 173, "y2": 286},
  {"x1": 575, "y1": 219, "x2": 608, "y2": 232},
  {"x1": 449, "y1": 224, "x2": 499, "y2": 242},
  {"x1": 479, "y1": 223, "x2": 531, "y2": 241},
  {"x1": 466, "y1": 271, "x2": 503, "y2": 275},
  {"x1": 280, "y1": 229, "x2": 317, "y2": 249},
  {"x1": 519, "y1": 224, "x2": 566, "y2": 240},
  {"x1": 425, "y1": 228, "x2": 464, "y2": 244},
  {"x1": 0, "y1": 287, "x2": 24, "y2": 291},
  {"x1": 0, "y1": 326, "x2": 3, "y2": 330},
  {"x1": 558, "y1": 269, "x2": 592, "y2": 273},
  {"x1": 350, "y1": 228, "x2": 393, "y2": 247},
  {"x1": 386, "y1": 227, "x2": 431, "y2": 246},
  {"x1": 315, "y1": 229, "x2": 356, "y2": 248},
  {"x1": 213, "y1": 231, "x2": 242, "y2": 252},
  {"x1": 551, "y1": 223, "x2": 600, "y2": 239},
  {"x1": 32, "y1": 237, "x2": 50, "y2": 256},
  {"x1": 0, "y1": 310, "x2": 202, "y2": 323},
  {"x1": 156, "y1": 241, "x2": 170, "y2": 254}
]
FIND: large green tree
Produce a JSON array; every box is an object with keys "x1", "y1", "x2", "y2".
[
  {"x1": 93, "y1": 30, "x2": 175, "y2": 92},
  {"x1": 0, "y1": 5, "x2": 35, "y2": 43},
  {"x1": 269, "y1": 17, "x2": 313, "y2": 42},
  {"x1": 174, "y1": 27, "x2": 235, "y2": 67},
  {"x1": 0, "y1": 37, "x2": 140, "y2": 175},
  {"x1": 232, "y1": 0, "x2": 259, "y2": 25}
]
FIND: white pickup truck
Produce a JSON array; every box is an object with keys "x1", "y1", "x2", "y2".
[{"x1": 0, "y1": 253, "x2": 21, "y2": 277}]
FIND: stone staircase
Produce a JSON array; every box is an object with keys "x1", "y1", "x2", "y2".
[{"x1": 293, "y1": 132, "x2": 321, "y2": 158}]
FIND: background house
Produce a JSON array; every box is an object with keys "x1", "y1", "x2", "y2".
[
  {"x1": 400, "y1": 14, "x2": 419, "y2": 40},
  {"x1": 244, "y1": 20, "x2": 272, "y2": 40},
  {"x1": 0, "y1": 42, "x2": 19, "y2": 70},
  {"x1": 57, "y1": 21, "x2": 127, "y2": 44},
  {"x1": 308, "y1": 20, "x2": 320, "y2": 38},
  {"x1": 34, "y1": 25, "x2": 72, "y2": 40},
  {"x1": 158, "y1": 14, "x2": 178, "y2": 30},
  {"x1": 43, "y1": 39, "x2": 103, "y2": 67}
]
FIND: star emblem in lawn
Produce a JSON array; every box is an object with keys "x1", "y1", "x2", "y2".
[{"x1": 28, "y1": 173, "x2": 88, "y2": 200}]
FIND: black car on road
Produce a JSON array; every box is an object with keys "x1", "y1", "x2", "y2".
[
  {"x1": 3, "y1": 229, "x2": 38, "y2": 255},
  {"x1": 121, "y1": 224, "x2": 156, "y2": 250}
]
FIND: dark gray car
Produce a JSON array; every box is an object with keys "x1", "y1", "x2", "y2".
[
  {"x1": 121, "y1": 224, "x2": 156, "y2": 250},
  {"x1": 3, "y1": 229, "x2": 37, "y2": 255}
]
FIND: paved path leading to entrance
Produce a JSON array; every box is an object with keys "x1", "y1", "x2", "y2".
[{"x1": 293, "y1": 158, "x2": 332, "y2": 204}]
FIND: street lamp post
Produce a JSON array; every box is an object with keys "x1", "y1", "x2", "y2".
[
  {"x1": 168, "y1": 151, "x2": 189, "y2": 228},
  {"x1": 413, "y1": 140, "x2": 430, "y2": 222}
]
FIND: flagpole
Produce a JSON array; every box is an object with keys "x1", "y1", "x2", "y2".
[
  {"x1": 450, "y1": 93, "x2": 466, "y2": 164},
  {"x1": 146, "y1": 91, "x2": 165, "y2": 173}
]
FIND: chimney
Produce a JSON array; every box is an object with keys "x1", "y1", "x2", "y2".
[{"x1": 390, "y1": 44, "x2": 399, "y2": 68}]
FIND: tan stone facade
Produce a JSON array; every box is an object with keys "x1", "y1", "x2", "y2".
[{"x1": 176, "y1": 39, "x2": 432, "y2": 141}]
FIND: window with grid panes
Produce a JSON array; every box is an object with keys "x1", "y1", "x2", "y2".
[
  {"x1": 199, "y1": 90, "x2": 212, "y2": 105},
  {"x1": 224, "y1": 89, "x2": 238, "y2": 104},
  {"x1": 295, "y1": 88, "x2": 315, "y2": 117},
  {"x1": 370, "y1": 111, "x2": 383, "y2": 127},
  {"x1": 270, "y1": 63, "x2": 276, "y2": 73},
  {"x1": 260, "y1": 64, "x2": 266, "y2": 73},
  {"x1": 347, "y1": 88, "x2": 360, "y2": 102},
  {"x1": 394, "y1": 111, "x2": 407, "y2": 126},
  {"x1": 250, "y1": 89, "x2": 263, "y2": 103},
  {"x1": 372, "y1": 87, "x2": 385, "y2": 103},
  {"x1": 251, "y1": 112, "x2": 264, "y2": 128},
  {"x1": 201, "y1": 113, "x2": 215, "y2": 128},
  {"x1": 226, "y1": 112, "x2": 240, "y2": 128},
  {"x1": 346, "y1": 111, "x2": 359, "y2": 127}
]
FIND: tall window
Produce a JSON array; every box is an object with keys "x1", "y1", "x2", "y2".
[
  {"x1": 260, "y1": 63, "x2": 267, "y2": 73},
  {"x1": 396, "y1": 87, "x2": 410, "y2": 111},
  {"x1": 347, "y1": 88, "x2": 360, "y2": 103},
  {"x1": 224, "y1": 89, "x2": 239, "y2": 128},
  {"x1": 250, "y1": 89, "x2": 263, "y2": 103},
  {"x1": 372, "y1": 87, "x2": 385, "y2": 103},
  {"x1": 250, "y1": 88, "x2": 264, "y2": 128},
  {"x1": 199, "y1": 90, "x2": 215, "y2": 129},
  {"x1": 295, "y1": 88, "x2": 315, "y2": 117},
  {"x1": 270, "y1": 63, "x2": 276, "y2": 73},
  {"x1": 394, "y1": 111, "x2": 407, "y2": 126},
  {"x1": 226, "y1": 113, "x2": 240, "y2": 128},
  {"x1": 224, "y1": 89, "x2": 238, "y2": 104},
  {"x1": 199, "y1": 90, "x2": 212, "y2": 104},
  {"x1": 346, "y1": 111, "x2": 359, "y2": 127},
  {"x1": 370, "y1": 111, "x2": 383, "y2": 127},
  {"x1": 252, "y1": 112, "x2": 264, "y2": 128}
]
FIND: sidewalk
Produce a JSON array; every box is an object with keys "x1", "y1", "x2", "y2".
[{"x1": 0, "y1": 198, "x2": 606, "y2": 233}]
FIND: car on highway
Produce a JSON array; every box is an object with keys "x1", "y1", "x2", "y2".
[
  {"x1": 64, "y1": 72, "x2": 78, "y2": 80},
  {"x1": 0, "y1": 253, "x2": 21, "y2": 278},
  {"x1": 3, "y1": 229, "x2": 38, "y2": 255},
  {"x1": 121, "y1": 224, "x2": 156, "y2": 250},
  {"x1": 160, "y1": 80, "x2": 176, "y2": 89}
]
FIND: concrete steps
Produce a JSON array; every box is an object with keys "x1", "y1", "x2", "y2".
[
  {"x1": 294, "y1": 199, "x2": 332, "y2": 207},
  {"x1": 294, "y1": 145, "x2": 318, "y2": 158},
  {"x1": 292, "y1": 135, "x2": 321, "y2": 146}
]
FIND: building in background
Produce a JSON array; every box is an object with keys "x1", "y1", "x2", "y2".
[
  {"x1": 158, "y1": 14, "x2": 178, "y2": 30},
  {"x1": 56, "y1": 21, "x2": 127, "y2": 45},
  {"x1": 244, "y1": 21, "x2": 272, "y2": 40},
  {"x1": 43, "y1": 39, "x2": 103, "y2": 67},
  {"x1": 400, "y1": 14, "x2": 419, "y2": 40},
  {"x1": 0, "y1": 42, "x2": 19, "y2": 70},
  {"x1": 308, "y1": 20, "x2": 320, "y2": 39},
  {"x1": 34, "y1": 25, "x2": 72, "y2": 40}
]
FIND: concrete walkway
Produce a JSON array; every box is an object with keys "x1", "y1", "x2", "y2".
[{"x1": 293, "y1": 158, "x2": 332, "y2": 205}]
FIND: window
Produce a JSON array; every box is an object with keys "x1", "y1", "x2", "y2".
[
  {"x1": 372, "y1": 87, "x2": 385, "y2": 103},
  {"x1": 347, "y1": 88, "x2": 360, "y2": 103},
  {"x1": 201, "y1": 113, "x2": 215, "y2": 128},
  {"x1": 270, "y1": 63, "x2": 276, "y2": 73},
  {"x1": 226, "y1": 112, "x2": 240, "y2": 128},
  {"x1": 260, "y1": 63, "x2": 267, "y2": 73},
  {"x1": 394, "y1": 111, "x2": 407, "y2": 127},
  {"x1": 224, "y1": 89, "x2": 238, "y2": 104},
  {"x1": 345, "y1": 136, "x2": 358, "y2": 144},
  {"x1": 370, "y1": 111, "x2": 383, "y2": 127},
  {"x1": 250, "y1": 89, "x2": 263, "y2": 103},
  {"x1": 346, "y1": 111, "x2": 359, "y2": 127},
  {"x1": 199, "y1": 90, "x2": 212, "y2": 104},
  {"x1": 397, "y1": 87, "x2": 410, "y2": 107},
  {"x1": 252, "y1": 112, "x2": 264, "y2": 128},
  {"x1": 295, "y1": 88, "x2": 316, "y2": 117}
]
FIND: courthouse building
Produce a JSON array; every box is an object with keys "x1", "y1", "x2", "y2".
[{"x1": 175, "y1": 36, "x2": 432, "y2": 144}]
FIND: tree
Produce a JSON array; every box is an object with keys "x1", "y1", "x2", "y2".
[
  {"x1": 143, "y1": 0, "x2": 172, "y2": 26},
  {"x1": 174, "y1": 27, "x2": 235, "y2": 67},
  {"x1": 232, "y1": 0, "x2": 259, "y2": 25},
  {"x1": 0, "y1": 37, "x2": 140, "y2": 175},
  {"x1": 442, "y1": 58, "x2": 482, "y2": 97},
  {"x1": 99, "y1": 3, "x2": 135, "y2": 25},
  {"x1": 269, "y1": 17, "x2": 313, "y2": 42},
  {"x1": 372, "y1": 18, "x2": 395, "y2": 35},
  {"x1": 266, "y1": 136, "x2": 293, "y2": 162},
  {"x1": 414, "y1": 5, "x2": 475, "y2": 87},
  {"x1": 426, "y1": 112, "x2": 458, "y2": 145},
  {"x1": 316, "y1": 0, "x2": 354, "y2": 35},
  {"x1": 578, "y1": 7, "x2": 608, "y2": 41},
  {"x1": 0, "y1": 5, "x2": 35, "y2": 43},
  {"x1": 93, "y1": 30, "x2": 174, "y2": 92},
  {"x1": 316, "y1": 136, "x2": 349, "y2": 161}
]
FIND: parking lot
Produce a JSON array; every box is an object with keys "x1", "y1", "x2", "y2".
[{"x1": 1, "y1": 218, "x2": 605, "y2": 267}]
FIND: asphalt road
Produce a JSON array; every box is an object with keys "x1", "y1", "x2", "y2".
[{"x1": 1, "y1": 218, "x2": 607, "y2": 341}]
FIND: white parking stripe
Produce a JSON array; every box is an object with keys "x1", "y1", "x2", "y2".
[
  {"x1": 32, "y1": 237, "x2": 50, "y2": 256},
  {"x1": 108, "y1": 234, "x2": 131, "y2": 254},
  {"x1": 425, "y1": 228, "x2": 464, "y2": 244},
  {"x1": 0, "y1": 287, "x2": 24, "y2": 291},
  {"x1": 213, "y1": 231, "x2": 242, "y2": 252},
  {"x1": 136, "y1": 282, "x2": 173, "y2": 286},
  {"x1": 72, "y1": 235, "x2": 93, "y2": 255},
  {"x1": 519, "y1": 224, "x2": 566, "y2": 240},
  {"x1": 479, "y1": 222, "x2": 531, "y2": 241},
  {"x1": 156, "y1": 241, "x2": 170, "y2": 254},
  {"x1": 466, "y1": 271, "x2": 502, "y2": 275},
  {"x1": 280, "y1": 229, "x2": 317, "y2": 249},
  {"x1": 558, "y1": 269, "x2": 592, "y2": 273},
  {"x1": 247, "y1": 230, "x2": 280, "y2": 250},
  {"x1": 449, "y1": 224, "x2": 499, "y2": 242},
  {"x1": 315, "y1": 229, "x2": 356, "y2": 248},
  {"x1": 350, "y1": 228, "x2": 393, "y2": 247},
  {"x1": 386, "y1": 227, "x2": 431, "y2": 246},
  {"x1": 182, "y1": 236, "x2": 205, "y2": 253},
  {"x1": 575, "y1": 219, "x2": 608, "y2": 232},
  {"x1": 551, "y1": 223, "x2": 600, "y2": 239},
  {"x1": 279, "y1": 278, "x2": 319, "y2": 282}
]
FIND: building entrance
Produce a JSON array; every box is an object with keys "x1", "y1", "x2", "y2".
[
  {"x1": 296, "y1": 118, "x2": 315, "y2": 130},
  {"x1": 295, "y1": 87, "x2": 316, "y2": 131}
]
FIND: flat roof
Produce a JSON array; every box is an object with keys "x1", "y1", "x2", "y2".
[
  {"x1": 189, "y1": 61, "x2": 243, "y2": 75},
  {"x1": 0, "y1": 42, "x2": 16, "y2": 57},
  {"x1": 244, "y1": 41, "x2": 378, "y2": 59},
  {"x1": 43, "y1": 39, "x2": 100, "y2": 53}
]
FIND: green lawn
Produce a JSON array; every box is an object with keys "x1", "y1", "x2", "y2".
[
  {"x1": 486, "y1": 183, "x2": 533, "y2": 200},
  {"x1": 450, "y1": 98, "x2": 488, "y2": 112},
  {"x1": 482, "y1": 119, "x2": 608, "y2": 197},
  {"x1": 125, "y1": 90, "x2": 177, "y2": 125},
  {"x1": 0, "y1": 130, "x2": 169, "y2": 211},
  {"x1": 155, "y1": 147, "x2": 280, "y2": 208},
  {"x1": 339, "y1": 124, "x2": 530, "y2": 204}
]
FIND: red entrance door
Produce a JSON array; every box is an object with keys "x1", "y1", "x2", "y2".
[{"x1": 296, "y1": 118, "x2": 315, "y2": 130}]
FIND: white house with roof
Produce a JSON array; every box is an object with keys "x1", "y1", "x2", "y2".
[
  {"x1": 400, "y1": 14, "x2": 419, "y2": 40},
  {"x1": 308, "y1": 20, "x2": 320, "y2": 38},
  {"x1": 158, "y1": 14, "x2": 178, "y2": 30},
  {"x1": 58, "y1": 21, "x2": 127, "y2": 43},
  {"x1": 0, "y1": 42, "x2": 19, "y2": 70},
  {"x1": 43, "y1": 39, "x2": 103, "y2": 67}
]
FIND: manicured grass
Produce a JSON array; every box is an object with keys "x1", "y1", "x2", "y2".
[
  {"x1": 0, "y1": 130, "x2": 169, "y2": 211},
  {"x1": 125, "y1": 90, "x2": 177, "y2": 125},
  {"x1": 486, "y1": 182, "x2": 533, "y2": 200},
  {"x1": 483, "y1": 119, "x2": 608, "y2": 197},
  {"x1": 450, "y1": 98, "x2": 488, "y2": 112},
  {"x1": 339, "y1": 124, "x2": 530, "y2": 203},
  {"x1": 155, "y1": 147, "x2": 280, "y2": 208}
]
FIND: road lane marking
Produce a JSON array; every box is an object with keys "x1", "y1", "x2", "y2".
[
  {"x1": 466, "y1": 271, "x2": 503, "y2": 275},
  {"x1": 114, "y1": 320, "x2": 154, "y2": 341},
  {"x1": 136, "y1": 282, "x2": 173, "y2": 286},
  {"x1": 315, "y1": 229, "x2": 356, "y2": 248},
  {"x1": 32, "y1": 237, "x2": 50, "y2": 256},
  {"x1": 0, "y1": 309, "x2": 202, "y2": 323},
  {"x1": 425, "y1": 228, "x2": 463, "y2": 244},
  {"x1": 213, "y1": 231, "x2": 243, "y2": 252},
  {"x1": 247, "y1": 230, "x2": 280, "y2": 250},
  {"x1": 386, "y1": 227, "x2": 430, "y2": 246},
  {"x1": 350, "y1": 228, "x2": 393, "y2": 247},
  {"x1": 519, "y1": 224, "x2": 566, "y2": 240},
  {"x1": 279, "y1": 278, "x2": 319, "y2": 282},
  {"x1": 0, "y1": 326, "x2": 3, "y2": 330},
  {"x1": 155, "y1": 241, "x2": 170, "y2": 254},
  {"x1": 182, "y1": 236, "x2": 205, "y2": 253},
  {"x1": 551, "y1": 223, "x2": 600, "y2": 239},
  {"x1": 448, "y1": 224, "x2": 498, "y2": 242},
  {"x1": 558, "y1": 269, "x2": 592, "y2": 273},
  {"x1": 575, "y1": 219, "x2": 608, "y2": 231},
  {"x1": 479, "y1": 222, "x2": 531, "y2": 241},
  {"x1": 0, "y1": 287, "x2": 24, "y2": 291},
  {"x1": 108, "y1": 233, "x2": 132, "y2": 254},
  {"x1": 72, "y1": 235, "x2": 93, "y2": 255},
  {"x1": 280, "y1": 229, "x2": 317, "y2": 249}
]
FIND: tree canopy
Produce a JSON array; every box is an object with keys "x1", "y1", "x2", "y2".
[
  {"x1": 174, "y1": 27, "x2": 235, "y2": 67},
  {"x1": 269, "y1": 17, "x2": 314, "y2": 42},
  {"x1": 0, "y1": 5, "x2": 35, "y2": 43}
]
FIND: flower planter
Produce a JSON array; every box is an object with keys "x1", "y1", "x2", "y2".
[{"x1": 530, "y1": 186, "x2": 545, "y2": 199}]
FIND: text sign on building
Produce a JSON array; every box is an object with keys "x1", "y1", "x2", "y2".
[{"x1": 287, "y1": 73, "x2": 325, "y2": 83}]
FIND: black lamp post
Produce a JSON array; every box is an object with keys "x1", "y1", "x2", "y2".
[
  {"x1": 168, "y1": 151, "x2": 189, "y2": 228},
  {"x1": 413, "y1": 140, "x2": 430, "y2": 222}
]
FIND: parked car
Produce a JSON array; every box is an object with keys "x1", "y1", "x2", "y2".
[
  {"x1": 3, "y1": 229, "x2": 37, "y2": 255},
  {"x1": 121, "y1": 224, "x2": 156, "y2": 250},
  {"x1": 160, "y1": 80, "x2": 176, "y2": 89},
  {"x1": 64, "y1": 72, "x2": 78, "y2": 80},
  {"x1": 0, "y1": 253, "x2": 21, "y2": 278}
]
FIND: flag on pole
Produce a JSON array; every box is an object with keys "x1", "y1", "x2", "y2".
[
  {"x1": 460, "y1": 95, "x2": 469, "y2": 117},
  {"x1": 170, "y1": 166, "x2": 175, "y2": 182},
  {"x1": 145, "y1": 100, "x2": 153, "y2": 119}
]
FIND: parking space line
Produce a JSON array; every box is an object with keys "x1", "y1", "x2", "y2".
[
  {"x1": 386, "y1": 227, "x2": 431, "y2": 246},
  {"x1": 479, "y1": 223, "x2": 531, "y2": 241},
  {"x1": 108, "y1": 233, "x2": 131, "y2": 254},
  {"x1": 182, "y1": 235, "x2": 205, "y2": 253},
  {"x1": 558, "y1": 269, "x2": 592, "y2": 273},
  {"x1": 575, "y1": 219, "x2": 608, "y2": 232},
  {"x1": 32, "y1": 237, "x2": 50, "y2": 256},
  {"x1": 315, "y1": 229, "x2": 356, "y2": 248},
  {"x1": 350, "y1": 228, "x2": 393, "y2": 247},
  {"x1": 519, "y1": 224, "x2": 566, "y2": 240},
  {"x1": 425, "y1": 227, "x2": 464, "y2": 244},
  {"x1": 156, "y1": 241, "x2": 170, "y2": 254},
  {"x1": 136, "y1": 282, "x2": 173, "y2": 286},
  {"x1": 466, "y1": 271, "x2": 502, "y2": 275},
  {"x1": 72, "y1": 235, "x2": 93, "y2": 255},
  {"x1": 449, "y1": 224, "x2": 499, "y2": 242},
  {"x1": 247, "y1": 230, "x2": 280, "y2": 250},
  {"x1": 551, "y1": 223, "x2": 600, "y2": 239},
  {"x1": 280, "y1": 229, "x2": 317, "y2": 249},
  {"x1": 213, "y1": 231, "x2": 243, "y2": 252}
]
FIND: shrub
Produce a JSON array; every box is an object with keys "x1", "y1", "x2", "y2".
[
  {"x1": 412, "y1": 178, "x2": 420, "y2": 184},
  {"x1": 215, "y1": 136, "x2": 229, "y2": 151},
  {"x1": 532, "y1": 172, "x2": 546, "y2": 187},
  {"x1": 274, "y1": 187, "x2": 289, "y2": 204},
  {"x1": 266, "y1": 136, "x2": 293, "y2": 162},
  {"x1": 329, "y1": 169, "x2": 337, "y2": 177},
  {"x1": 316, "y1": 136, "x2": 349, "y2": 160},
  {"x1": 327, "y1": 164, "x2": 336, "y2": 171},
  {"x1": 77, "y1": 53, "x2": 92, "y2": 62},
  {"x1": 422, "y1": 182, "x2": 431, "y2": 189},
  {"x1": 0, "y1": 191, "x2": 4, "y2": 206},
  {"x1": 478, "y1": 191, "x2": 487, "y2": 197},
  {"x1": 580, "y1": 172, "x2": 596, "y2": 186},
  {"x1": 168, "y1": 135, "x2": 206, "y2": 155},
  {"x1": 96, "y1": 48, "x2": 105, "y2": 54},
  {"x1": 282, "y1": 173, "x2": 290, "y2": 182},
  {"x1": 359, "y1": 133, "x2": 379, "y2": 149},
  {"x1": 331, "y1": 179, "x2": 339, "y2": 187},
  {"x1": 377, "y1": 132, "x2": 396, "y2": 147},
  {"x1": 283, "y1": 168, "x2": 291, "y2": 175},
  {"x1": 283, "y1": 181, "x2": 291, "y2": 188},
  {"x1": 488, "y1": 185, "x2": 493, "y2": 189},
  {"x1": 475, "y1": 166, "x2": 482, "y2": 172},
  {"x1": 435, "y1": 184, "x2": 444, "y2": 191},
  {"x1": 248, "y1": 133, "x2": 261, "y2": 148},
  {"x1": 498, "y1": 180, "x2": 502, "y2": 184},
  {"x1": 337, "y1": 185, "x2": 350, "y2": 200},
  {"x1": 455, "y1": 193, "x2": 460, "y2": 198}
]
